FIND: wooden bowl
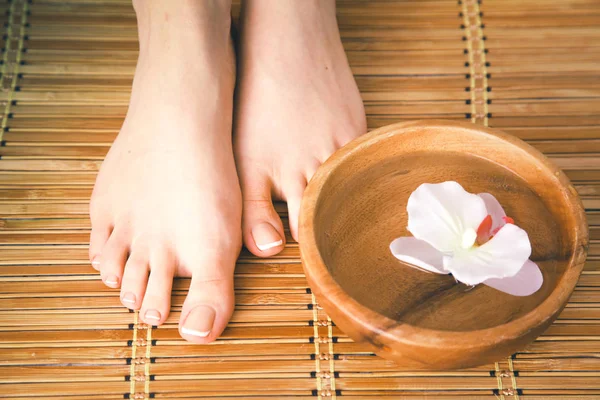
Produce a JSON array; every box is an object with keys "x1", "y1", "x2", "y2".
[{"x1": 299, "y1": 120, "x2": 588, "y2": 369}]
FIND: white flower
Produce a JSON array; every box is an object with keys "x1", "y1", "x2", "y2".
[{"x1": 390, "y1": 181, "x2": 543, "y2": 296}]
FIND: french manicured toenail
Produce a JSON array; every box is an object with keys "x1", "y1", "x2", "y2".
[
  {"x1": 122, "y1": 292, "x2": 136, "y2": 304},
  {"x1": 182, "y1": 305, "x2": 215, "y2": 337},
  {"x1": 91, "y1": 258, "x2": 100, "y2": 267},
  {"x1": 252, "y1": 222, "x2": 283, "y2": 251},
  {"x1": 144, "y1": 309, "x2": 161, "y2": 322},
  {"x1": 104, "y1": 275, "x2": 119, "y2": 285}
]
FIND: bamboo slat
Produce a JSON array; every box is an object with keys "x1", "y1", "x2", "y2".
[{"x1": 0, "y1": 0, "x2": 598, "y2": 398}]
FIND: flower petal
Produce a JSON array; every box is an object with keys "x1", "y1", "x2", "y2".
[
  {"x1": 483, "y1": 260, "x2": 543, "y2": 296},
  {"x1": 390, "y1": 237, "x2": 447, "y2": 274},
  {"x1": 407, "y1": 182, "x2": 488, "y2": 253},
  {"x1": 446, "y1": 223, "x2": 532, "y2": 286},
  {"x1": 478, "y1": 193, "x2": 506, "y2": 234}
]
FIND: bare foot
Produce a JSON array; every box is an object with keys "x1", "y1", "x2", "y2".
[
  {"x1": 89, "y1": 0, "x2": 240, "y2": 343},
  {"x1": 234, "y1": 0, "x2": 366, "y2": 256}
]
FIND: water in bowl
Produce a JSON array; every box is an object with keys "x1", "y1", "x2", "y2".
[{"x1": 315, "y1": 151, "x2": 567, "y2": 332}]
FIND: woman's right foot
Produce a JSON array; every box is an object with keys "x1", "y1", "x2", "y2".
[{"x1": 89, "y1": 0, "x2": 241, "y2": 343}]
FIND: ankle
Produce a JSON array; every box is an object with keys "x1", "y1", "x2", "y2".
[
  {"x1": 134, "y1": 0, "x2": 232, "y2": 58},
  {"x1": 241, "y1": 0, "x2": 340, "y2": 51},
  {"x1": 242, "y1": 0, "x2": 336, "y2": 34},
  {"x1": 133, "y1": 0, "x2": 232, "y2": 23},
  {"x1": 243, "y1": 0, "x2": 335, "y2": 22},
  {"x1": 240, "y1": 0, "x2": 344, "y2": 69}
]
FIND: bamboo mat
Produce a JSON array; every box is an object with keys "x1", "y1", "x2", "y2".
[{"x1": 0, "y1": 0, "x2": 598, "y2": 398}]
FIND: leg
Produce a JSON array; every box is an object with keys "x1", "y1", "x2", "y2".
[
  {"x1": 234, "y1": 0, "x2": 366, "y2": 255},
  {"x1": 89, "y1": 0, "x2": 240, "y2": 342}
]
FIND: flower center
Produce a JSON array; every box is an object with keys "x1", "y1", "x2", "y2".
[
  {"x1": 476, "y1": 214, "x2": 493, "y2": 245},
  {"x1": 461, "y1": 228, "x2": 477, "y2": 249}
]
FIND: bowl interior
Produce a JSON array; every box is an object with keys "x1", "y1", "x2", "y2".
[{"x1": 311, "y1": 123, "x2": 579, "y2": 332}]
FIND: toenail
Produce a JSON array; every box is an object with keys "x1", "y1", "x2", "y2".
[
  {"x1": 252, "y1": 222, "x2": 283, "y2": 251},
  {"x1": 182, "y1": 305, "x2": 215, "y2": 338},
  {"x1": 104, "y1": 275, "x2": 119, "y2": 285},
  {"x1": 91, "y1": 258, "x2": 100, "y2": 268},
  {"x1": 122, "y1": 292, "x2": 136, "y2": 305},
  {"x1": 144, "y1": 309, "x2": 161, "y2": 322}
]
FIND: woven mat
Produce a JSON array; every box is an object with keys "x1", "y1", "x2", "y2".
[{"x1": 0, "y1": 0, "x2": 599, "y2": 398}]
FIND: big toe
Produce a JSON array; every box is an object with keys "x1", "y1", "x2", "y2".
[
  {"x1": 241, "y1": 178, "x2": 285, "y2": 257},
  {"x1": 179, "y1": 260, "x2": 235, "y2": 343}
]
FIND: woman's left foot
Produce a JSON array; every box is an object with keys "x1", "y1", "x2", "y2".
[{"x1": 234, "y1": 0, "x2": 366, "y2": 255}]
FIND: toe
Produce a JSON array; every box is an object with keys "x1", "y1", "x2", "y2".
[
  {"x1": 241, "y1": 176, "x2": 285, "y2": 257},
  {"x1": 89, "y1": 224, "x2": 111, "y2": 270},
  {"x1": 120, "y1": 250, "x2": 149, "y2": 310},
  {"x1": 97, "y1": 230, "x2": 129, "y2": 288},
  {"x1": 284, "y1": 180, "x2": 306, "y2": 242},
  {"x1": 179, "y1": 262, "x2": 235, "y2": 343},
  {"x1": 304, "y1": 158, "x2": 322, "y2": 184},
  {"x1": 140, "y1": 248, "x2": 175, "y2": 326}
]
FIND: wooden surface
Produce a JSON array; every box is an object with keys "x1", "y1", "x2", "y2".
[
  {"x1": 0, "y1": 0, "x2": 599, "y2": 398},
  {"x1": 300, "y1": 120, "x2": 588, "y2": 369}
]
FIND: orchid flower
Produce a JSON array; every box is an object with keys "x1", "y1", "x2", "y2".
[{"x1": 390, "y1": 181, "x2": 543, "y2": 296}]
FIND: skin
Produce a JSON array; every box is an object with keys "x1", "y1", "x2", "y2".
[
  {"x1": 89, "y1": 0, "x2": 366, "y2": 342},
  {"x1": 235, "y1": 0, "x2": 367, "y2": 255}
]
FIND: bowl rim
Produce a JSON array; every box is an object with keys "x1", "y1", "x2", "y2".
[{"x1": 299, "y1": 119, "x2": 589, "y2": 354}]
